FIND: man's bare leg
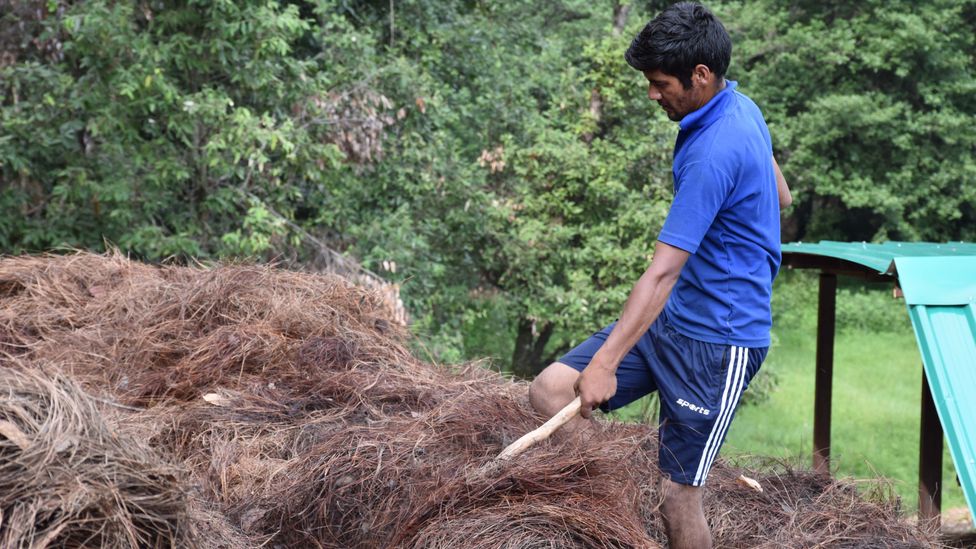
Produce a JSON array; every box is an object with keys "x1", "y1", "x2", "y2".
[
  {"x1": 660, "y1": 478, "x2": 711, "y2": 549},
  {"x1": 529, "y1": 362, "x2": 589, "y2": 433}
]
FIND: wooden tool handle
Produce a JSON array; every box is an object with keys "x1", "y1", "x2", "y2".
[{"x1": 495, "y1": 396, "x2": 582, "y2": 461}]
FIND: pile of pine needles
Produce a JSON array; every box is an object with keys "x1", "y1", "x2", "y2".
[
  {"x1": 0, "y1": 252, "x2": 940, "y2": 548},
  {"x1": 0, "y1": 363, "x2": 189, "y2": 548}
]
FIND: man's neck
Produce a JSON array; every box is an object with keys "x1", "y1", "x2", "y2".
[{"x1": 697, "y1": 78, "x2": 727, "y2": 108}]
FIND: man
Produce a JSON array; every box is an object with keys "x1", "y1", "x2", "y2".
[{"x1": 528, "y1": 3, "x2": 790, "y2": 548}]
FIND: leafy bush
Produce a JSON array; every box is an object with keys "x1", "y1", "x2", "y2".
[
  {"x1": 835, "y1": 286, "x2": 913, "y2": 334},
  {"x1": 746, "y1": 269, "x2": 913, "y2": 407},
  {"x1": 774, "y1": 270, "x2": 910, "y2": 334},
  {"x1": 2, "y1": 0, "x2": 971, "y2": 377}
]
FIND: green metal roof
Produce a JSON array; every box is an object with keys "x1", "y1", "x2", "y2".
[
  {"x1": 782, "y1": 241, "x2": 976, "y2": 274},
  {"x1": 781, "y1": 241, "x2": 976, "y2": 519},
  {"x1": 895, "y1": 256, "x2": 976, "y2": 518}
]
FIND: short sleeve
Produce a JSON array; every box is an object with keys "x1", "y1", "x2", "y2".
[{"x1": 657, "y1": 161, "x2": 734, "y2": 254}]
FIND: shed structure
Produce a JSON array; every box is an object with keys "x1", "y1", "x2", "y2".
[{"x1": 781, "y1": 241, "x2": 976, "y2": 527}]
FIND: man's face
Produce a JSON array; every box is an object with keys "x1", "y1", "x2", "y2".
[{"x1": 642, "y1": 69, "x2": 709, "y2": 122}]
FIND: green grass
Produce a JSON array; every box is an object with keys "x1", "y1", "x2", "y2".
[{"x1": 724, "y1": 326, "x2": 966, "y2": 512}]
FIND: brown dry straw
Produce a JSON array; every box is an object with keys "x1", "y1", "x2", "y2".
[
  {"x1": 0, "y1": 362, "x2": 191, "y2": 548},
  {"x1": 0, "y1": 250, "x2": 413, "y2": 404},
  {"x1": 0, "y1": 252, "x2": 944, "y2": 548}
]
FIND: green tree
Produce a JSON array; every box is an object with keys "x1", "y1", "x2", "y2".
[
  {"x1": 0, "y1": 0, "x2": 382, "y2": 258},
  {"x1": 6, "y1": 0, "x2": 972, "y2": 375},
  {"x1": 321, "y1": 1, "x2": 678, "y2": 374},
  {"x1": 719, "y1": 0, "x2": 976, "y2": 242}
]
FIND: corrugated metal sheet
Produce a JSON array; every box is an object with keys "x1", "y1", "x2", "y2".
[
  {"x1": 782, "y1": 241, "x2": 976, "y2": 274},
  {"x1": 895, "y1": 256, "x2": 976, "y2": 517},
  {"x1": 780, "y1": 241, "x2": 976, "y2": 519}
]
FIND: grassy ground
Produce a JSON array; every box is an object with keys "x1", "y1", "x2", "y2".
[{"x1": 724, "y1": 327, "x2": 966, "y2": 513}]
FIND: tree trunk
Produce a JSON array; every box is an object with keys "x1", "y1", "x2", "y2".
[
  {"x1": 582, "y1": 3, "x2": 631, "y2": 144},
  {"x1": 510, "y1": 317, "x2": 555, "y2": 379},
  {"x1": 612, "y1": 3, "x2": 631, "y2": 37}
]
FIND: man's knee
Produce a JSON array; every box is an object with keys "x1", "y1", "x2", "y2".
[
  {"x1": 529, "y1": 362, "x2": 579, "y2": 416},
  {"x1": 660, "y1": 478, "x2": 703, "y2": 516}
]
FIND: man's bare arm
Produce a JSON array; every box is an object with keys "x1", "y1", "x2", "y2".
[
  {"x1": 575, "y1": 241, "x2": 690, "y2": 417},
  {"x1": 773, "y1": 155, "x2": 792, "y2": 210}
]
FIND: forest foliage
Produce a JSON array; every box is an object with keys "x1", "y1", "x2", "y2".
[{"x1": 2, "y1": 0, "x2": 974, "y2": 374}]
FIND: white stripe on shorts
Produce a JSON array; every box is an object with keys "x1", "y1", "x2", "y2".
[
  {"x1": 692, "y1": 346, "x2": 747, "y2": 486},
  {"x1": 700, "y1": 347, "x2": 749, "y2": 484}
]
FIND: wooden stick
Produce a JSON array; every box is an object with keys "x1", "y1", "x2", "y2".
[
  {"x1": 736, "y1": 473, "x2": 763, "y2": 493},
  {"x1": 495, "y1": 397, "x2": 582, "y2": 461},
  {"x1": 0, "y1": 420, "x2": 30, "y2": 451},
  {"x1": 488, "y1": 397, "x2": 764, "y2": 496}
]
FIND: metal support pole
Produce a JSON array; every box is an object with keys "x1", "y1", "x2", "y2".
[
  {"x1": 918, "y1": 369, "x2": 943, "y2": 528},
  {"x1": 813, "y1": 272, "x2": 837, "y2": 474}
]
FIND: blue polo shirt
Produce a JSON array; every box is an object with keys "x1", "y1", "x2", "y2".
[{"x1": 658, "y1": 80, "x2": 781, "y2": 347}]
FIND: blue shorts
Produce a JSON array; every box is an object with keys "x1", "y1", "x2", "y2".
[{"x1": 559, "y1": 311, "x2": 767, "y2": 486}]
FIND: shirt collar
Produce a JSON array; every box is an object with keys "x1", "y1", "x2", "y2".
[{"x1": 679, "y1": 79, "x2": 737, "y2": 131}]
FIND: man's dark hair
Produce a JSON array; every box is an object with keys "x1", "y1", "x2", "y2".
[{"x1": 625, "y1": 2, "x2": 732, "y2": 89}]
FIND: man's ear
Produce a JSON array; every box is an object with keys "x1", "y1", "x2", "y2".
[{"x1": 692, "y1": 64, "x2": 714, "y2": 87}]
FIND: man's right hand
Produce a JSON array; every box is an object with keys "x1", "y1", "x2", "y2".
[{"x1": 574, "y1": 365, "x2": 617, "y2": 419}]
